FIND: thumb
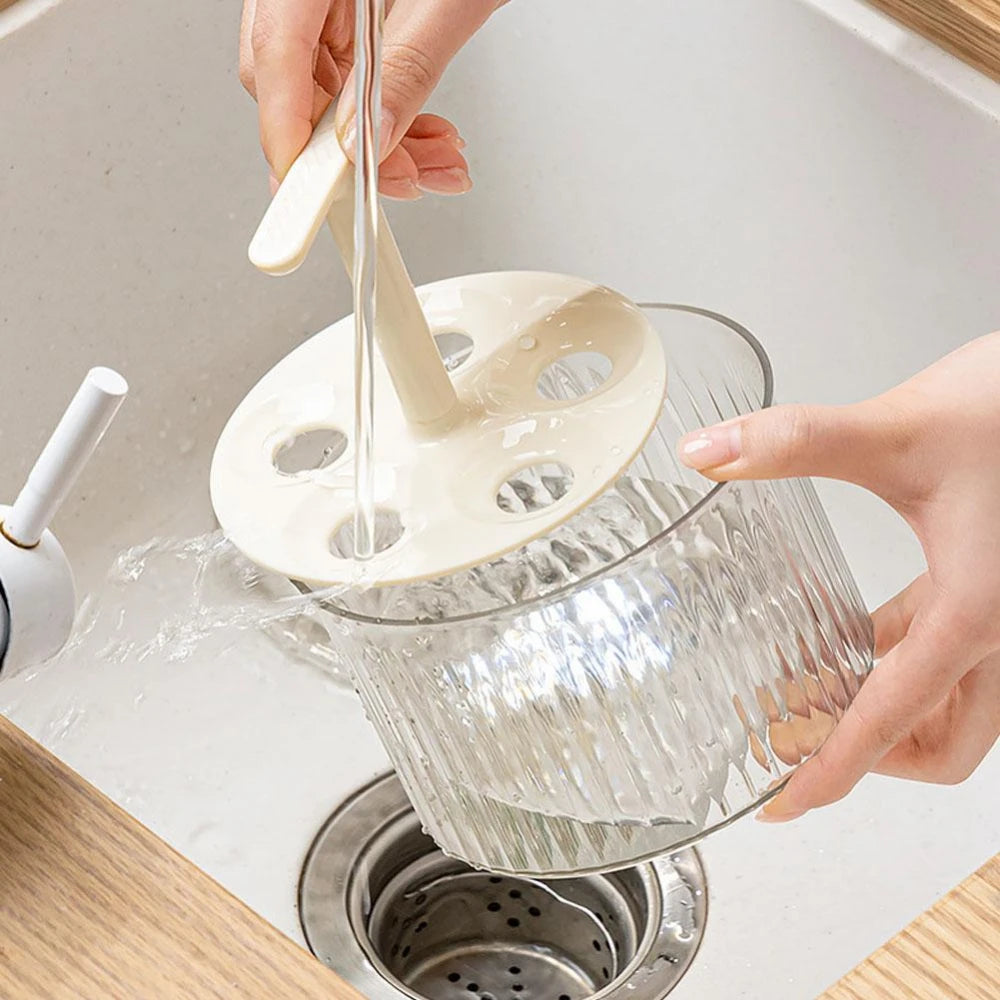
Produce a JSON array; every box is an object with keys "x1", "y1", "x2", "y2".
[
  {"x1": 677, "y1": 400, "x2": 908, "y2": 493},
  {"x1": 335, "y1": 0, "x2": 498, "y2": 159}
]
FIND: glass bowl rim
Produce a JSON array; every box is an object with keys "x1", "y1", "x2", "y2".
[{"x1": 326, "y1": 302, "x2": 774, "y2": 628}]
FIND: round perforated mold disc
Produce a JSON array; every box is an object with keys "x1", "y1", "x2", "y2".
[{"x1": 210, "y1": 271, "x2": 667, "y2": 586}]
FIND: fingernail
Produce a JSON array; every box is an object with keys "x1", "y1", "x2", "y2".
[
  {"x1": 678, "y1": 421, "x2": 742, "y2": 470},
  {"x1": 756, "y1": 794, "x2": 806, "y2": 824},
  {"x1": 453, "y1": 135, "x2": 467, "y2": 149},
  {"x1": 417, "y1": 167, "x2": 473, "y2": 195},
  {"x1": 383, "y1": 177, "x2": 422, "y2": 201}
]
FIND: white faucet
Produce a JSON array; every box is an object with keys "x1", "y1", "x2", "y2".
[{"x1": 0, "y1": 368, "x2": 127, "y2": 676}]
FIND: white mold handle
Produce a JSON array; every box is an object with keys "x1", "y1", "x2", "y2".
[
  {"x1": 4, "y1": 367, "x2": 128, "y2": 548},
  {"x1": 248, "y1": 105, "x2": 458, "y2": 429}
]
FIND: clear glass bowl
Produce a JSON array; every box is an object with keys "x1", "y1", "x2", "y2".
[{"x1": 323, "y1": 303, "x2": 874, "y2": 876}]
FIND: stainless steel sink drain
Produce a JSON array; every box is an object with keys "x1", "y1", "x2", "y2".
[{"x1": 299, "y1": 774, "x2": 707, "y2": 1000}]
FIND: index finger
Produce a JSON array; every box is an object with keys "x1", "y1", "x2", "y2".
[{"x1": 250, "y1": 0, "x2": 331, "y2": 177}]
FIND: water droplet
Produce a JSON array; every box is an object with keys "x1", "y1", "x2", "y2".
[{"x1": 518, "y1": 335, "x2": 537, "y2": 351}]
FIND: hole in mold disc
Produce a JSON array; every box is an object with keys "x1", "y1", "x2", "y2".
[
  {"x1": 536, "y1": 351, "x2": 613, "y2": 401},
  {"x1": 496, "y1": 463, "x2": 575, "y2": 515},
  {"x1": 434, "y1": 331, "x2": 474, "y2": 372},
  {"x1": 274, "y1": 428, "x2": 348, "y2": 474},
  {"x1": 330, "y1": 509, "x2": 405, "y2": 558}
]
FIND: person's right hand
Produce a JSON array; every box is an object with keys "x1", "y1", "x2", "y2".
[{"x1": 239, "y1": 0, "x2": 502, "y2": 197}]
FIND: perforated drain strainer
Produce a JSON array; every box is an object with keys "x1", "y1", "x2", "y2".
[{"x1": 299, "y1": 774, "x2": 707, "y2": 1000}]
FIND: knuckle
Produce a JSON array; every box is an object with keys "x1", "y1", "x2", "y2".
[
  {"x1": 798, "y1": 747, "x2": 851, "y2": 807},
  {"x1": 956, "y1": 603, "x2": 999, "y2": 650},
  {"x1": 760, "y1": 404, "x2": 815, "y2": 468},
  {"x1": 924, "y1": 597, "x2": 997, "y2": 659},
  {"x1": 238, "y1": 57, "x2": 256, "y2": 94},
  {"x1": 782, "y1": 404, "x2": 815, "y2": 456},
  {"x1": 382, "y1": 42, "x2": 439, "y2": 99},
  {"x1": 250, "y1": 12, "x2": 280, "y2": 56},
  {"x1": 869, "y1": 394, "x2": 922, "y2": 454},
  {"x1": 850, "y1": 698, "x2": 906, "y2": 754},
  {"x1": 864, "y1": 394, "x2": 932, "y2": 503}
]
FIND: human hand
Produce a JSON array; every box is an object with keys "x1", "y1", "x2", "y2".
[
  {"x1": 678, "y1": 332, "x2": 1000, "y2": 821},
  {"x1": 239, "y1": 0, "x2": 502, "y2": 197}
]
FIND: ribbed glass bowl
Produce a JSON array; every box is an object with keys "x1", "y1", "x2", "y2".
[{"x1": 322, "y1": 303, "x2": 874, "y2": 876}]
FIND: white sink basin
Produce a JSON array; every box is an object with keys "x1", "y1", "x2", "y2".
[{"x1": 1, "y1": 1, "x2": 997, "y2": 997}]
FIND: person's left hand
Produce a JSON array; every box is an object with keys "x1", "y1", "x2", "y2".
[{"x1": 677, "y1": 332, "x2": 1000, "y2": 821}]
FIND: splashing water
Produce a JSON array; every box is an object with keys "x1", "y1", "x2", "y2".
[{"x1": 23, "y1": 531, "x2": 352, "y2": 681}]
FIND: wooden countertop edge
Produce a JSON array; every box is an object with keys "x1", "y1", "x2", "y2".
[
  {"x1": 0, "y1": 709, "x2": 996, "y2": 998},
  {"x1": 819, "y1": 852, "x2": 1000, "y2": 999},
  {"x1": 866, "y1": 0, "x2": 1000, "y2": 80},
  {"x1": 0, "y1": 712, "x2": 360, "y2": 999}
]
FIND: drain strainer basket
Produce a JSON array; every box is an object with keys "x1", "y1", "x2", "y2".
[{"x1": 300, "y1": 774, "x2": 707, "y2": 1000}]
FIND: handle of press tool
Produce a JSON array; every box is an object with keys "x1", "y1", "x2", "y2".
[{"x1": 247, "y1": 106, "x2": 458, "y2": 429}]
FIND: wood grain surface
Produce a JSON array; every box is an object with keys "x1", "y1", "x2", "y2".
[
  {"x1": 0, "y1": 712, "x2": 357, "y2": 1000},
  {"x1": 820, "y1": 853, "x2": 1000, "y2": 999},
  {"x1": 867, "y1": 0, "x2": 1000, "y2": 78}
]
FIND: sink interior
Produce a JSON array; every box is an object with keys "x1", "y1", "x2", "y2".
[{"x1": 299, "y1": 773, "x2": 707, "y2": 1000}]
